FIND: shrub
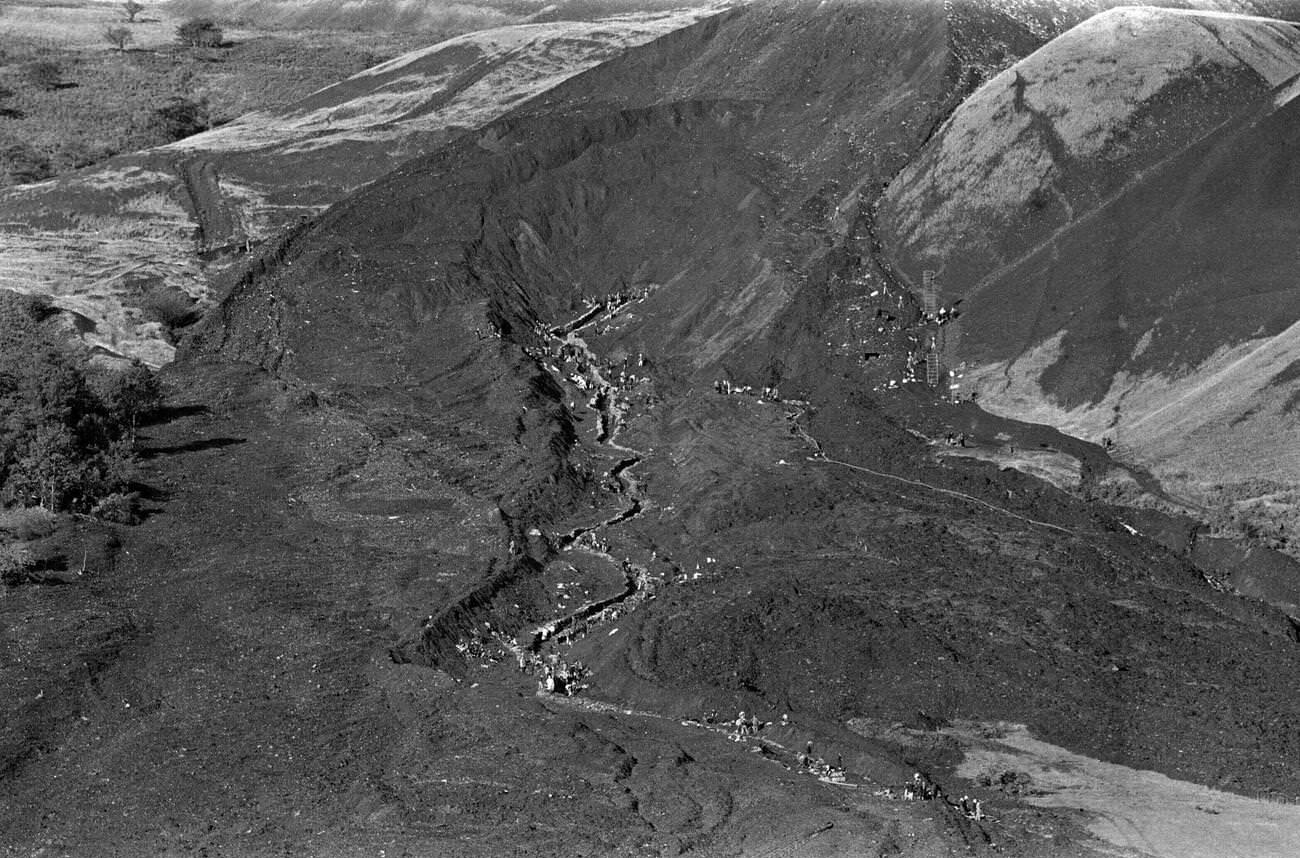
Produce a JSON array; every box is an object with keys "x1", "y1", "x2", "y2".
[
  {"x1": 0, "y1": 541, "x2": 35, "y2": 584},
  {"x1": 0, "y1": 142, "x2": 53, "y2": 185},
  {"x1": 176, "y1": 18, "x2": 223, "y2": 48},
  {"x1": 138, "y1": 284, "x2": 200, "y2": 330},
  {"x1": 0, "y1": 506, "x2": 57, "y2": 540},
  {"x1": 91, "y1": 491, "x2": 141, "y2": 524},
  {"x1": 148, "y1": 96, "x2": 211, "y2": 142}
]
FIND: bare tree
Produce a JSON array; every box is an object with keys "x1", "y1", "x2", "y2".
[
  {"x1": 122, "y1": 1, "x2": 144, "y2": 23},
  {"x1": 104, "y1": 26, "x2": 133, "y2": 52}
]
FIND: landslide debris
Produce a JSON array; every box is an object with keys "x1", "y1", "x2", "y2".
[{"x1": 8, "y1": 3, "x2": 1300, "y2": 857}]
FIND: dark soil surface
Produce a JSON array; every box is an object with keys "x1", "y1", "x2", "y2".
[{"x1": 6, "y1": 2, "x2": 1300, "y2": 856}]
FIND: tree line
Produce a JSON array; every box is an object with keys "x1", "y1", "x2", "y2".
[{"x1": 0, "y1": 291, "x2": 161, "y2": 515}]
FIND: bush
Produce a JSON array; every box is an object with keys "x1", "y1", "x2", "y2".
[
  {"x1": 0, "y1": 142, "x2": 53, "y2": 185},
  {"x1": 0, "y1": 541, "x2": 35, "y2": 585},
  {"x1": 176, "y1": 18, "x2": 223, "y2": 48},
  {"x1": 0, "y1": 506, "x2": 57, "y2": 540},
  {"x1": 147, "y1": 96, "x2": 211, "y2": 142},
  {"x1": 91, "y1": 491, "x2": 141, "y2": 524}
]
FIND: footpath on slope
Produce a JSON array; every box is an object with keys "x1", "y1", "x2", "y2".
[{"x1": 785, "y1": 405, "x2": 1077, "y2": 537}]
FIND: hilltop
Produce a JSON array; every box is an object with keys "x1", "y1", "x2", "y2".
[{"x1": 877, "y1": 4, "x2": 1300, "y2": 538}]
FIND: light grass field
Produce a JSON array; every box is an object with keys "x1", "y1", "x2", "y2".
[
  {"x1": 166, "y1": 0, "x2": 719, "y2": 32},
  {"x1": 954, "y1": 722, "x2": 1300, "y2": 858},
  {"x1": 0, "y1": 1, "x2": 434, "y2": 183}
]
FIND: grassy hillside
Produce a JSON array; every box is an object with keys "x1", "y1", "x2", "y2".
[
  {"x1": 167, "y1": 0, "x2": 724, "y2": 31},
  {"x1": 0, "y1": 2, "x2": 720, "y2": 370},
  {"x1": 0, "y1": 2, "x2": 438, "y2": 186},
  {"x1": 876, "y1": 3, "x2": 1300, "y2": 550}
]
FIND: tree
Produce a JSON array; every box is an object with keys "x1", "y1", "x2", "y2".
[
  {"x1": 9, "y1": 424, "x2": 82, "y2": 510},
  {"x1": 122, "y1": 0, "x2": 144, "y2": 23},
  {"x1": 148, "y1": 96, "x2": 211, "y2": 141},
  {"x1": 0, "y1": 292, "x2": 152, "y2": 513},
  {"x1": 92, "y1": 360, "x2": 161, "y2": 443},
  {"x1": 104, "y1": 26, "x2": 133, "y2": 53},
  {"x1": 175, "y1": 18, "x2": 223, "y2": 48}
]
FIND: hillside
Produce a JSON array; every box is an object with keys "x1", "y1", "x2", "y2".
[
  {"x1": 0, "y1": 5, "x2": 721, "y2": 367},
  {"x1": 875, "y1": 4, "x2": 1300, "y2": 527},
  {"x1": 8, "y1": 2, "x2": 1300, "y2": 857}
]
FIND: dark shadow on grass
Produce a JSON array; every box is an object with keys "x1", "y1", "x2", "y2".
[
  {"x1": 144, "y1": 403, "x2": 211, "y2": 425},
  {"x1": 127, "y1": 481, "x2": 170, "y2": 503},
  {"x1": 124, "y1": 480, "x2": 170, "y2": 521},
  {"x1": 138, "y1": 437, "x2": 245, "y2": 459}
]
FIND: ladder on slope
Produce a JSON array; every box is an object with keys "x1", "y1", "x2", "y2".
[{"x1": 923, "y1": 269, "x2": 941, "y2": 388}]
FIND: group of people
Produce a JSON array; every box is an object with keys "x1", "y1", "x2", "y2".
[
  {"x1": 900, "y1": 773, "x2": 986, "y2": 821},
  {"x1": 573, "y1": 531, "x2": 612, "y2": 554},
  {"x1": 711, "y1": 379, "x2": 782, "y2": 401},
  {"x1": 517, "y1": 649, "x2": 588, "y2": 697},
  {"x1": 797, "y1": 742, "x2": 847, "y2": 782},
  {"x1": 923, "y1": 305, "x2": 958, "y2": 325},
  {"x1": 730, "y1": 710, "x2": 764, "y2": 738},
  {"x1": 903, "y1": 771, "x2": 942, "y2": 802},
  {"x1": 956, "y1": 794, "x2": 986, "y2": 820}
]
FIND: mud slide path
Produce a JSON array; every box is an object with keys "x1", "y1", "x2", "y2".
[
  {"x1": 544, "y1": 690, "x2": 878, "y2": 791},
  {"x1": 175, "y1": 158, "x2": 248, "y2": 258},
  {"x1": 521, "y1": 301, "x2": 654, "y2": 651}
]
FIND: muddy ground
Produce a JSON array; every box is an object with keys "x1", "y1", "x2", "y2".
[{"x1": 6, "y1": 2, "x2": 1300, "y2": 856}]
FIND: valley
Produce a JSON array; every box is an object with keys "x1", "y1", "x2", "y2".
[{"x1": 5, "y1": 1, "x2": 1300, "y2": 856}]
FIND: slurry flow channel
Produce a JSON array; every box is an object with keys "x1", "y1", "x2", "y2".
[{"x1": 523, "y1": 300, "x2": 654, "y2": 651}]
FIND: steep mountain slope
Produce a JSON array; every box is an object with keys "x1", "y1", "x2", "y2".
[
  {"x1": 876, "y1": 5, "x2": 1300, "y2": 505},
  {"x1": 9, "y1": 2, "x2": 1300, "y2": 857},
  {"x1": 0, "y1": 6, "x2": 720, "y2": 367}
]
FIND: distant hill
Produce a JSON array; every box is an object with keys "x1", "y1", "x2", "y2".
[
  {"x1": 165, "y1": 0, "x2": 722, "y2": 31},
  {"x1": 877, "y1": 4, "x2": 1300, "y2": 501}
]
